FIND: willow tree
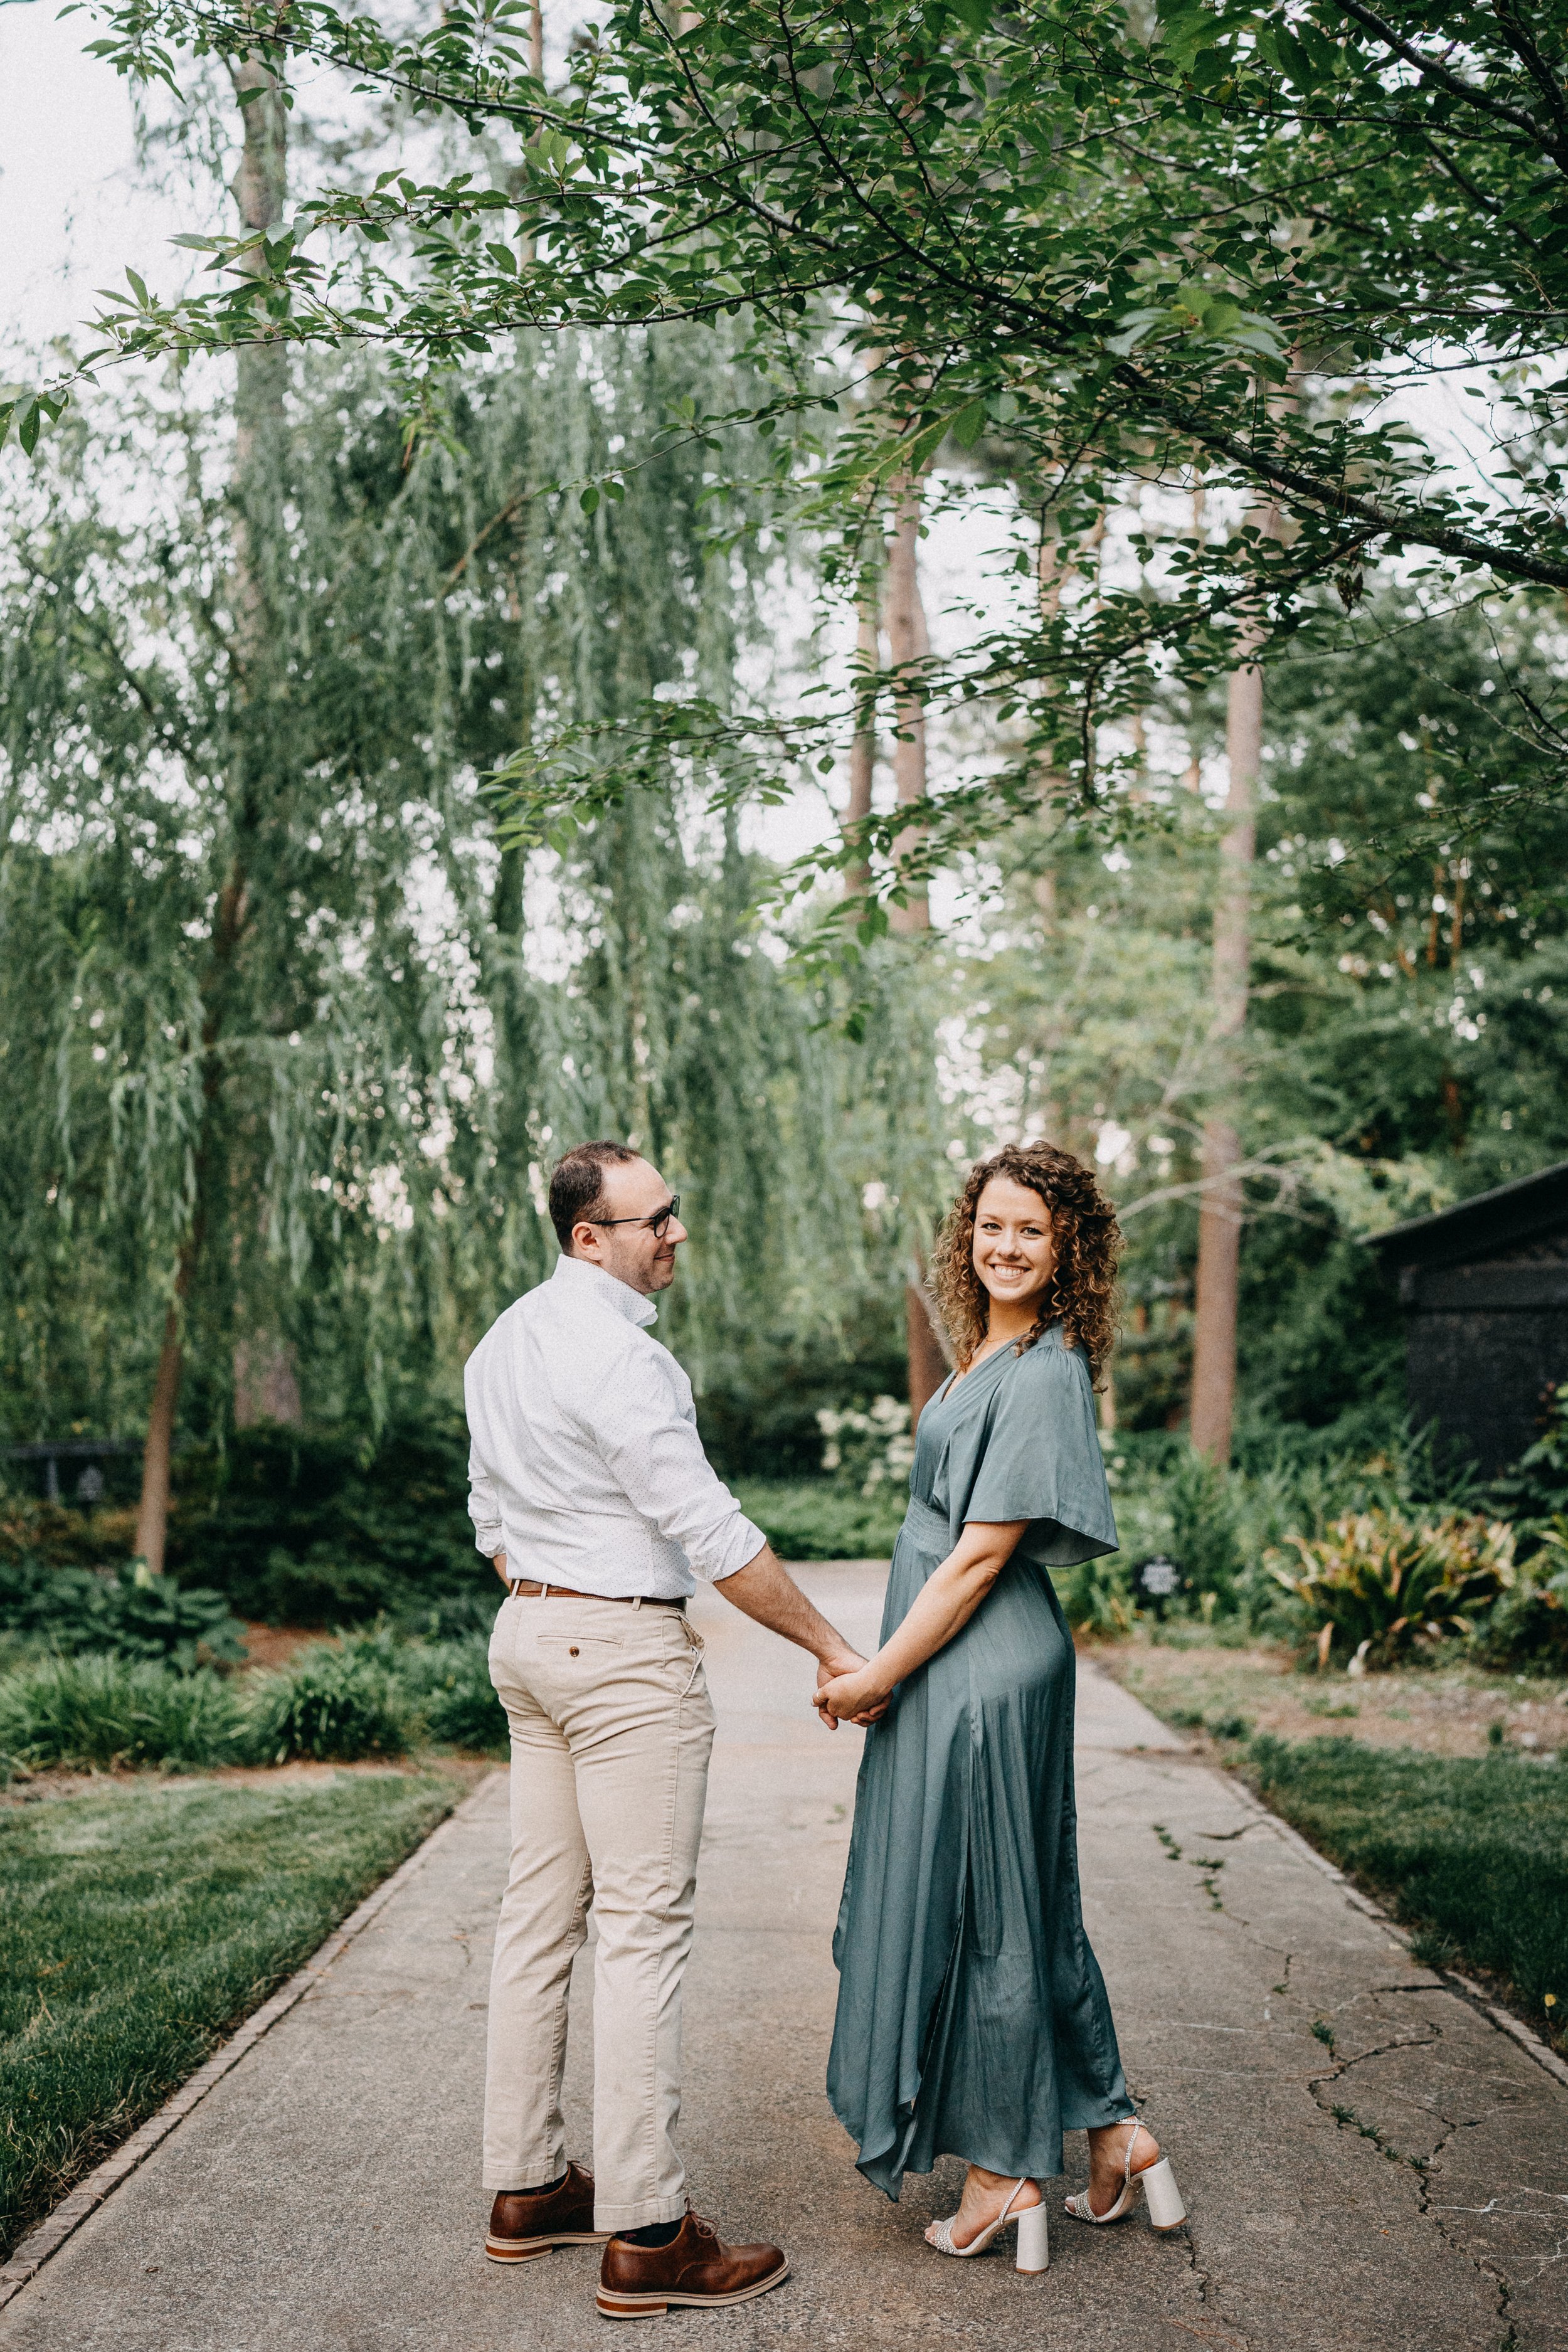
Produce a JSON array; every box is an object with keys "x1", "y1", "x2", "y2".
[
  {"x1": 0, "y1": 317, "x2": 949, "y2": 1545},
  {"x1": 0, "y1": 366, "x2": 501, "y2": 1566}
]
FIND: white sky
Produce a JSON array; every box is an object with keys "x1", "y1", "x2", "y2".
[{"x1": 0, "y1": 5, "x2": 188, "y2": 359}]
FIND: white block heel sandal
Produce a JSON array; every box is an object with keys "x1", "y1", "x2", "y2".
[
  {"x1": 1064, "y1": 2119, "x2": 1187, "y2": 2233},
  {"x1": 927, "y1": 2177, "x2": 1050, "y2": 2271}
]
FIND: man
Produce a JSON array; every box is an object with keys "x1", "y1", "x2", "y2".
[{"x1": 467, "y1": 1138, "x2": 867, "y2": 2320}]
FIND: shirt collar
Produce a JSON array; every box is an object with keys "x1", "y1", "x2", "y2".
[{"x1": 550, "y1": 1251, "x2": 659, "y2": 1329}]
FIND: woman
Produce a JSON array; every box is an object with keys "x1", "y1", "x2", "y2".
[{"x1": 816, "y1": 1142, "x2": 1184, "y2": 2269}]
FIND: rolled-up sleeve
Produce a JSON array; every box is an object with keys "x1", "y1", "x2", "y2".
[
  {"x1": 590, "y1": 1353, "x2": 765, "y2": 1583},
  {"x1": 467, "y1": 1442, "x2": 506, "y2": 1560}
]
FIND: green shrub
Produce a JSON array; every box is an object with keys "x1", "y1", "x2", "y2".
[
  {"x1": 0, "y1": 1653, "x2": 245, "y2": 1771},
  {"x1": 1490, "y1": 1382, "x2": 1568, "y2": 1546},
  {"x1": 1248, "y1": 1734, "x2": 1568, "y2": 2024},
  {"x1": 0, "y1": 1560, "x2": 117, "y2": 1638},
  {"x1": 734, "y1": 1478, "x2": 906, "y2": 1560},
  {"x1": 1165, "y1": 1448, "x2": 1243, "y2": 1610},
  {"x1": 1472, "y1": 1534, "x2": 1568, "y2": 1672},
  {"x1": 89, "y1": 1565, "x2": 245, "y2": 1670},
  {"x1": 0, "y1": 1496, "x2": 134, "y2": 1571},
  {"x1": 166, "y1": 1414, "x2": 485, "y2": 1626},
  {"x1": 0, "y1": 1559, "x2": 246, "y2": 1670},
  {"x1": 813, "y1": 1396, "x2": 915, "y2": 1497},
  {"x1": 390, "y1": 1587, "x2": 504, "y2": 1640},
  {"x1": 395, "y1": 1634, "x2": 507, "y2": 1752},
  {"x1": 1268, "y1": 1509, "x2": 1516, "y2": 1668},
  {"x1": 245, "y1": 1642, "x2": 413, "y2": 1764},
  {"x1": 1057, "y1": 1552, "x2": 1133, "y2": 1635},
  {"x1": 0, "y1": 1624, "x2": 507, "y2": 1774}
]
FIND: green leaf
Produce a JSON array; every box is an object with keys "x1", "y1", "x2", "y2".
[
  {"x1": 951, "y1": 398, "x2": 987, "y2": 449},
  {"x1": 580, "y1": 485, "x2": 600, "y2": 514},
  {"x1": 1158, "y1": 6, "x2": 1217, "y2": 68},
  {"x1": 904, "y1": 414, "x2": 951, "y2": 470}
]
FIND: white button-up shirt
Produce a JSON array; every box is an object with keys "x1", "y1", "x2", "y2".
[{"x1": 464, "y1": 1254, "x2": 766, "y2": 1599}]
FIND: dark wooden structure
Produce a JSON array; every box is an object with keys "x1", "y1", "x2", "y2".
[
  {"x1": 1368, "y1": 1160, "x2": 1568, "y2": 1477},
  {"x1": 0, "y1": 1438, "x2": 139, "y2": 1505}
]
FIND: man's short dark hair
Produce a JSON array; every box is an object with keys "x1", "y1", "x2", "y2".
[{"x1": 548, "y1": 1140, "x2": 642, "y2": 1253}]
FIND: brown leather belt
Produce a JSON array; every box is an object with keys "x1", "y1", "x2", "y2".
[{"x1": 507, "y1": 1578, "x2": 686, "y2": 1610}]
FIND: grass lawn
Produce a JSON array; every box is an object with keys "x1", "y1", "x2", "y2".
[
  {"x1": 1246, "y1": 1735, "x2": 1568, "y2": 2040},
  {"x1": 0, "y1": 1766, "x2": 464, "y2": 2262}
]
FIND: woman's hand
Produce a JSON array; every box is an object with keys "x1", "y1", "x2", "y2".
[{"x1": 814, "y1": 1665, "x2": 891, "y2": 1729}]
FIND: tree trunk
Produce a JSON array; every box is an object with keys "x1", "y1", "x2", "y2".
[
  {"x1": 233, "y1": 1340, "x2": 304, "y2": 1427},
  {"x1": 134, "y1": 42, "x2": 286, "y2": 1572},
  {"x1": 230, "y1": 34, "x2": 297, "y2": 1421},
  {"x1": 906, "y1": 1254, "x2": 953, "y2": 1434},
  {"x1": 1189, "y1": 642, "x2": 1263, "y2": 1463},
  {"x1": 134, "y1": 1300, "x2": 186, "y2": 1572},
  {"x1": 884, "y1": 476, "x2": 930, "y2": 933},
  {"x1": 844, "y1": 593, "x2": 880, "y2": 891},
  {"x1": 230, "y1": 45, "x2": 289, "y2": 630},
  {"x1": 879, "y1": 479, "x2": 948, "y2": 1414},
  {"x1": 906, "y1": 1285, "x2": 950, "y2": 1433}
]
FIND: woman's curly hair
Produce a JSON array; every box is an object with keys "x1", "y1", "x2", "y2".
[{"x1": 930, "y1": 1141, "x2": 1122, "y2": 1381}]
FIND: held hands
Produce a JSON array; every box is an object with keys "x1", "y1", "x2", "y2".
[{"x1": 813, "y1": 1649, "x2": 891, "y2": 1730}]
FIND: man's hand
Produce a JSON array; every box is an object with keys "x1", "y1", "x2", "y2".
[
  {"x1": 813, "y1": 1645, "x2": 864, "y2": 1730},
  {"x1": 492, "y1": 1550, "x2": 511, "y2": 1587},
  {"x1": 814, "y1": 1663, "x2": 891, "y2": 1730},
  {"x1": 811, "y1": 1645, "x2": 886, "y2": 1731}
]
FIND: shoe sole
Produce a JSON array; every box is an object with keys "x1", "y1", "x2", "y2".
[
  {"x1": 486, "y1": 2231, "x2": 613, "y2": 2264},
  {"x1": 596, "y1": 2260, "x2": 790, "y2": 2318}
]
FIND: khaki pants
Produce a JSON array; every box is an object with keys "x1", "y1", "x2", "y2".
[{"x1": 484, "y1": 1591, "x2": 715, "y2": 2230}]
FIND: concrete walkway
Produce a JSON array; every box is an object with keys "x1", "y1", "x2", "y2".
[{"x1": 5, "y1": 1562, "x2": 1567, "y2": 2351}]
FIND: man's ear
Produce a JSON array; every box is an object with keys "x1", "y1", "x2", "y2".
[{"x1": 570, "y1": 1221, "x2": 600, "y2": 1259}]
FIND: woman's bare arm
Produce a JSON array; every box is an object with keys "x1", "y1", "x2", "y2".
[{"x1": 813, "y1": 1520, "x2": 1028, "y2": 1724}]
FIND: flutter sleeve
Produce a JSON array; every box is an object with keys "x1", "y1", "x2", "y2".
[{"x1": 951, "y1": 1337, "x2": 1118, "y2": 1567}]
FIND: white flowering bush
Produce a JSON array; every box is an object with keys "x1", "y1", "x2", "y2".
[{"x1": 817, "y1": 1396, "x2": 916, "y2": 1498}]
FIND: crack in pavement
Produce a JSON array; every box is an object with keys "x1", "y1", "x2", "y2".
[
  {"x1": 1311, "y1": 2021, "x2": 1558, "y2": 2344},
  {"x1": 1165, "y1": 2213, "x2": 1255, "y2": 2351}
]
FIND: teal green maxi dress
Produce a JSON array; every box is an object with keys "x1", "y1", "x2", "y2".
[{"x1": 827, "y1": 1325, "x2": 1135, "y2": 2199}]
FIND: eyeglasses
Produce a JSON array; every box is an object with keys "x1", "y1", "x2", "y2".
[{"x1": 586, "y1": 1195, "x2": 681, "y2": 1239}]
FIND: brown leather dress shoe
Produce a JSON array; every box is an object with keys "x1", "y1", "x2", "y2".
[
  {"x1": 485, "y1": 2163, "x2": 610, "y2": 2263},
  {"x1": 596, "y1": 2209, "x2": 788, "y2": 2318}
]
